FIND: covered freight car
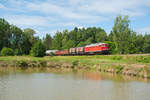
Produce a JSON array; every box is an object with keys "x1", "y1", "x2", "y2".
[
  {"x1": 69, "y1": 48, "x2": 76, "y2": 55},
  {"x1": 76, "y1": 47, "x2": 84, "y2": 55},
  {"x1": 55, "y1": 50, "x2": 69, "y2": 56}
]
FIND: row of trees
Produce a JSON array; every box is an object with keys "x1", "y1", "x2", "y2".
[
  {"x1": 110, "y1": 16, "x2": 150, "y2": 54},
  {"x1": 49, "y1": 15, "x2": 150, "y2": 54},
  {"x1": 51, "y1": 27, "x2": 107, "y2": 50},
  {"x1": 0, "y1": 18, "x2": 46, "y2": 56},
  {"x1": 0, "y1": 15, "x2": 150, "y2": 57}
]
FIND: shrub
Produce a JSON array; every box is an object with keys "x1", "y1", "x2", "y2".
[
  {"x1": 16, "y1": 60, "x2": 28, "y2": 67},
  {"x1": 0, "y1": 47, "x2": 14, "y2": 56},
  {"x1": 136, "y1": 56, "x2": 150, "y2": 63},
  {"x1": 39, "y1": 60, "x2": 47, "y2": 67},
  {"x1": 30, "y1": 40, "x2": 46, "y2": 57},
  {"x1": 14, "y1": 49, "x2": 22, "y2": 56},
  {"x1": 115, "y1": 65, "x2": 123, "y2": 73},
  {"x1": 112, "y1": 56, "x2": 123, "y2": 60},
  {"x1": 72, "y1": 60, "x2": 79, "y2": 66}
]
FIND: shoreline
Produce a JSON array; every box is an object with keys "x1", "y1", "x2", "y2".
[{"x1": 0, "y1": 55, "x2": 150, "y2": 79}]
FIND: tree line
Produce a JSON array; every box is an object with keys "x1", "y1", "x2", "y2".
[
  {"x1": 50, "y1": 15, "x2": 150, "y2": 54},
  {"x1": 0, "y1": 15, "x2": 150, "y2": 57},
  {"x1": 0, "y1": 18, "x2": 44, "y2": 56}
]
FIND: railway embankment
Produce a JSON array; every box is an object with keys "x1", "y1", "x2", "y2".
[{"x1": 0, "y1": 55, "x2": 150, "y2": 78}]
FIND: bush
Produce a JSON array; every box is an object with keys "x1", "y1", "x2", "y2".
[
  {"x1": 136, "y1": 56, "x2": 150, "y2": 63},
  {"x1": 16, "y1": 60, "x2": 28, "y2": 67},
  {"x1": 39, "y1": 60, "x2": 47, "y2": 67},
  {"x1": 30, "y1": 40, "x2": 46, "y2": 57},
  {"x1": 0, "y1": 47, "x2": 14, "y2": 56},
  {"x1": 72, "y1": 60, "x2": 79, "y2": 66},
  {"x1": 14, "y1": 49, "x2": 22, "y2": 56},
  {"x1": 115, "y1": 65, "x2": 123, "y2": 73},
  {"x1": 112, "y1": 56, "x2": 123, "y2": 60}
]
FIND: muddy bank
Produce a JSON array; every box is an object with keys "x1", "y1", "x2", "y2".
[{"x1": 0, "y1": 59, "x2": 150, "y2": 79}]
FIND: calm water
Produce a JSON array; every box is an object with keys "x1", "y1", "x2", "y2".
[{"x1": 0, "y1": 72, "x2": 150, "y2": 100}]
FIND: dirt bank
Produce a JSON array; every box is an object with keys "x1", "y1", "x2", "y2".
[{"x1": 0, "y1": 56, "x2": 150, "y2": 79}]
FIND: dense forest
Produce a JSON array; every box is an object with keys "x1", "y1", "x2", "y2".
[{"x1": 0, "y1": 15, "x2": 150, "y2": 57}]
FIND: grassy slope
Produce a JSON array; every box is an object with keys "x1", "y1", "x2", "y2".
[
  {"x1": 0, "y1": 54, "x2": 150, "y2": 65},
  {"x1": 0, "y1": 54, "x2": 150, "y2": 78}
]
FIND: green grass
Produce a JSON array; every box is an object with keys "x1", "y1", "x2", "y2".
[{"x1": 0, "y1": 55, "x2": 150, "y2": 65}]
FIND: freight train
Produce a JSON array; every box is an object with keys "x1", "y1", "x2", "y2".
[{"x1": 46, "y1": 42, "x2": 109, "y2": 56}]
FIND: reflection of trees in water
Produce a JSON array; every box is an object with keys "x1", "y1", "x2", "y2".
[{"x1": 83, "y1": 72, "x2": 104, "y2": 80}]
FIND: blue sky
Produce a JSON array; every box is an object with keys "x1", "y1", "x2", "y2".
[{"x1": 0, "y1": 0, "x2": 150, "y2": 37}]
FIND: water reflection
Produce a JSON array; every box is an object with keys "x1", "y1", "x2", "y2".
[
  {"x1": 83, "y1": 72, "x2": 104, "y2": 80},
  {"x1": 0, "y1": 72, "x2": 150, "y2": 100}
]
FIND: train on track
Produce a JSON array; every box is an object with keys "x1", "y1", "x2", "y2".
[{"x1": 46, "y1": 42, "x2": 109, "y2": 56}]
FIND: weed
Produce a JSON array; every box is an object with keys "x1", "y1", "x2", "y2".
[
  {"x1": 115, "y1": 65, "x2": 123, "y2": 74},
  {"x1": 72, "y1": 60, "x2": 79, "y2": 66},
  {"x1": 136, "y1": 56, "x2": 150, "y2": 63},
  {"x1": 112, "y1": 56, "x2": 123, "y2": 60},
  {"x1": 16, "y1": 60, "x2": 28, "y2": 67},
  {"x1": 144, "y1": 66, "x2": 150, "y2": 78},
  {"x1": 39, "y1": 60, "x2": 47, "y2": 67}
]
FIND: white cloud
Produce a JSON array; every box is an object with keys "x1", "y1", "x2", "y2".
[
  {"x1": 3, "y1": 0, "x2": 150, "y2": 18},
  {"x1": 1, "y1": 13, "x2": 81, "y2": 28},
  {"x1": 3, "y1": 15, "x2": 52, "y2": 27},
  {"x1": 7, "y1": 0, "x2": 26, "y2": 6},
  {"x1": 136, "y1": 27, "x2": 150, "y2": 34},
  {"x1": 68, "y1": 0, "x2": 86, "y2": 5},
  {"x1": 26, "y1": 1, "x2": 107, "y2": 22},
  {"x1": 23, "y1": 0, "x2": 150, "y2": 25},
  {"x1": 1, "y1": 0, "x2": 150, "y2": 37},
  {"x1": 27, "y1": 2, "x2": 60, "y2": 14},
  {"x1": 142, "y1": 0, "x2": 150, "y2": 6},
  {"x1": 3, "y1": 0, "x2": 149, "y2": 24},
  {"x1": 0, "y1": 4, "x2": 6, "y2": 9},
  {"x1": 77, "y1": 0, "x2": 147, "y2": 16}
]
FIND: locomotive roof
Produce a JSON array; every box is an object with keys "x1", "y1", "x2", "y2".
[{"x1": 85, "y1": 42, "x2": 106, "y2": 47}]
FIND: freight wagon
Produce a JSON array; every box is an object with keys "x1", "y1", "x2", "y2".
[
  {"x1": 69, "y1": 48, "x2": 76, "y2": 55},
  {"x1": 55, "y1": 50, "x2": 69, "y2": 56},
  {"x1": 76, "y1": 47, "x2": 84, "y2": 55}
]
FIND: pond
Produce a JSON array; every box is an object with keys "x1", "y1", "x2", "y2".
[{"x1": 0, "y1": 72, "x2": 150, "y2": 100}]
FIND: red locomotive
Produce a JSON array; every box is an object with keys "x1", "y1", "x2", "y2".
[
  {"x1": 46, "y1": 42, "x2": 109, "y2": 56},
  {"x1": 84, "y1": 43, "x2": 109, "y2": 54}
]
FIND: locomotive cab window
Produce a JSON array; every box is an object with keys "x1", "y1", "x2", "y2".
[
  {"x1": 101, "y1": 44, "x2": 105, "y2": 47},
  {"x1": 101, "y1": 44, "x2": 108, "y2": 47}
]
